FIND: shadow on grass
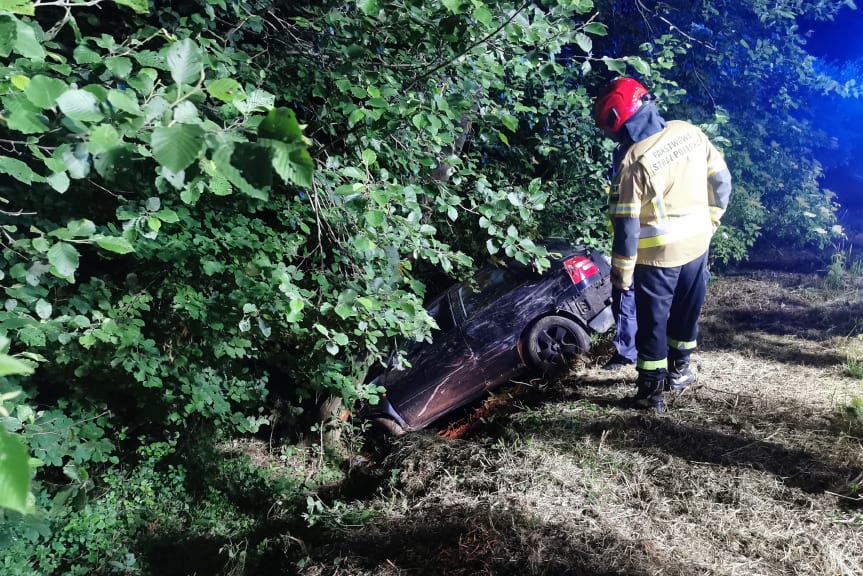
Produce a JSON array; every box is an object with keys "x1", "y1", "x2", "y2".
[
  {"x1": 699, "y1": 277, "x2": 863, "y2": 364},
  {"x1": 300, "y1": 501, "x2": 698, "y2": 576},
  {"x1": 578, "y1": 414, "x2": 855, "y2": 494},
  {"x1": 699, "y1": 322, "x2": 848, "y2": 366},
  {"x1": 459, "y1": 375, "x2": 861, "y2": 498}
]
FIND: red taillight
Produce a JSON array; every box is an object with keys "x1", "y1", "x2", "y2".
[{"x1": 563, "y1": 255, "x2": 599, "y2": 287}]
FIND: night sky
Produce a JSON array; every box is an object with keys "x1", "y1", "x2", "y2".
[
  {"x1": 801, "y1": 5, "x2": 863, "y2": 208},
  {"x1": 803, "y1": 5, "x2": 863, "y2": 62}
]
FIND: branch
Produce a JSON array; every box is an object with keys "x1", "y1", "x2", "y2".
[
  {"x1": 635, "y1": 0, "x2": 716, "y2": 52},
  {"x1": 34, "y1": 0, "x2": 104, "y2": 7},
  {"x1": 405, "y1": 1, "x2": 532, "y2": 91}
]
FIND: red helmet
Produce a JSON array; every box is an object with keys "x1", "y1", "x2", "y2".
[{"x1": 594, "y1": 78, "x2": 650, "y2": 133}]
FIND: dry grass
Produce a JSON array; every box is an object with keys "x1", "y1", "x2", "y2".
[{"x1": 294, "y1": 269, "x2": 863, "y2": 576}]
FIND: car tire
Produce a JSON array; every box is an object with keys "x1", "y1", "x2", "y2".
[{"x1": 525, "y1": 315, "x2": 590, "y2": 373}]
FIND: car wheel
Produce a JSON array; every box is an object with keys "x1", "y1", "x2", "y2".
[{"x1": 525, "y1": 315, "x2": 590, "y2": 373}]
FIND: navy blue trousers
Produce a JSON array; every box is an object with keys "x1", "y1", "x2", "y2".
[
  {"x1": 633, "y1": 251, "x2": 709, "y2": 380},
  {"x1": 612, "y1": 286, "x2": 637, "y2": 363}
]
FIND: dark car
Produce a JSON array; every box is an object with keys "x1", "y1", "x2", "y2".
[{"x1": 362, "y1": 239, "x2": 615, "y2": 435}]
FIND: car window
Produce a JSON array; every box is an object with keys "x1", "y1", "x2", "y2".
[
  {"x1": 459, "y1": 267, "x2": 516, "y2": 318},
  {"x1": 427, "y1": 294, "x2": 455, "y2": 332}
]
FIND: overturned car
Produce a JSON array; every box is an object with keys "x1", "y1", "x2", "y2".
[{"x1": 362, "y1": 239, "x2": 614, "y2": 435}]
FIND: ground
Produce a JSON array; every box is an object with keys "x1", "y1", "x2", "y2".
[{"x1": 281, "y1": 263, "x2": 863, "y2": 576}]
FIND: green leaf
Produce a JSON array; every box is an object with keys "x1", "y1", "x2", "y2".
[
  {"x1": 35, "y1": 298, "x2": 52, "y2": 319},
  {"x1": 584, "y1": 22, "x2": 607, "y2": 36},
  {"x1": 66, "y1": 219, "x2": 96, "y2": 237},
  {"x1": 0, "y1": 0, "x2": 34, "y2": 16},
  {"x1": 365, "y1": 210, "x2": 385, "y2": 227},
  {"x1": 232, "y1": 89, "x2": 274, "y2": 114},
  {"x1": 151, "y1": 124, "x2": 204, "y2": 173},
  {"x1": 230, "y1": 142, "x2": 272, "y2": 196},
  {"x1": 357, "y1": 0, "x2": 377, "y2": 16},
  {"x1": 180, "y1": 180, "x2": 203, "y2": 204},
  {"x1": 0, "y1": 354, "x2": 33, "y2": 377},
  {"x1": 113, "y1": 0, "x2": 149, "y2": 13},
  {"x1": 201, "y1": 260, "x2": 224, "y2": 275},
  {"x1": 47, "y1": 242, "x2": 79, "y2": 279},
  {"x1": 5, "y1": 108, "x2": 48, "y2": 134},
  {"x1": 87, "y1": 124, "x2": 121, "y2": 155},
  {"x1": 603, "y1": 57, "x2": 627, "y2": 75},
  {"x1": 356, "y1": 296, "x2": 380, "y2": 310},
  {"x1": 266, "y1": 140, "x2": 314, "y2": 188},
  {"x1": 627, "y1": 56, "x2": 650, "y2": 75},
  {"x1": 105, "y1": 56, "x2": 133, "y2": 79},
  {"x1": 23, "y1": 75, "x2": 67, "y2": 109},
  {"x1": 73, "y1": 44, "x2": 102, "y2": 64},
  {"x1": 154, "y1": 208, "x2": 179, "y2": 223},
  {"x1": 211, "y1": 144, "x2": 269, "y2": 200},
  {"x1": 107, "y1": 89, "x2": 141, "y2": 115},
  {"x1": 442, "y1": 0, "x2": 466, "y2": 14},
  {"x1": 127, "y1": 69, "x2": 157, "y2": 95},
  {"x1": 0, "y1": 427, "x2": 33, "y2": 515},
  {"x1": 575, "y1": 33, "x2": 592, "y2": 53},
  {"x1": 166, "y1": 39, "x2": 203, "y2": 85},
  {"x1": 501, "y1": 114, "x2": 518, "y2": 132},
  {"x1": 46, "y1": 172, "x2": 69, "y2": 193},
  {"x1": 285, "y1": 299, "x2": 304, "y2": 322},
  {"x1": 258, "y1": 107, "x2": 305, "y2": 143},
  {"x1": 348, "y1": 108, "x2": 365, "y2": 127},
  {"x1": 172, "y1": 101, "x2": 199, "y2": 124},
  {"x1": 473, "y1": 3, "x2": 493, "y2": 26},
  {"x1": 333, "y1": 332, "x2": 349, "y2": 346},
  {"x1": 0, "y1": 16, "x2": 16, "y2": 57},
  {"x1": 93, "y1": 145, "x2": 135, "y2": 182},
  {"x1": 61, "y1": 144, "x2": 92, "y2": 179},
  {"x1": 206, "y1": 78, "x2": 243, "y2": 103},
  {"x1": 160, "y1": 166, "x2": 185, "y2": 189},
  {"x1": 95, "y1": 236, "x2": 135, "y2": 254},
  {"x1": 0, "y1": 156, "x2": 43, "y2": 185},
  {"x1": 56, "y1": 89, "x2": 104, "y2": 122},
  {"x1": 14, "y1": 19, "x2": 43, "y2": 60},
  {"x1": 362, "y1": 149, "x2": 377, "y2": 166},
  {"x1": 335, "y1": 303, "x2": 354, "y2": 319}
]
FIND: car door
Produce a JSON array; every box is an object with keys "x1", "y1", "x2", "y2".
[
  {"x1": 457, "y1": 264, "x2": 546, "y2": 390},
  {"x1": 381, "y1": 290, "x2": 479, "y2": 429}
]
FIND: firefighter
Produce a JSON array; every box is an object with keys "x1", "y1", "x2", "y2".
[
  {"x1": 593, "y1": 78, "x2": 732, "y2": 410},
  {"x1": 603, "y1": 145, "x2": 638, "y2": 372}
]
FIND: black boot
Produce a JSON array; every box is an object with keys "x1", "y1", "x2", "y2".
[
  {"x1": 666, "y1": 360, "x2": 696, "y2": 391},
  {"x1": 629, "y1": 377, "x2": 666, "y2": 411}
]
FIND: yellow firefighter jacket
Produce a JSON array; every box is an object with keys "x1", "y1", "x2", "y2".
[{"x1": 608, "y1": 120, "x2": 732, "y2": 290}]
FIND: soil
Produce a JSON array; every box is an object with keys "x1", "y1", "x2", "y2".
[{"x1": 285, "y1": 264, "x2": 863, "y2": 576}]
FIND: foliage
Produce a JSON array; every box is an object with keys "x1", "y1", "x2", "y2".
[
  {"x1": 825, "y1": 244, "x2": 863, "y2": 290},
  {"x1": 0, "y1": 336, "x2": 36, "y2": 515},
  {"x1": 591, "y1": 0, "x2": 854, "y2": 260}
]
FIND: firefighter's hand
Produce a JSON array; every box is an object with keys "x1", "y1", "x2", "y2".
[{"x1": 610, "y1": 268, "x2": 631, "y2": 292}]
